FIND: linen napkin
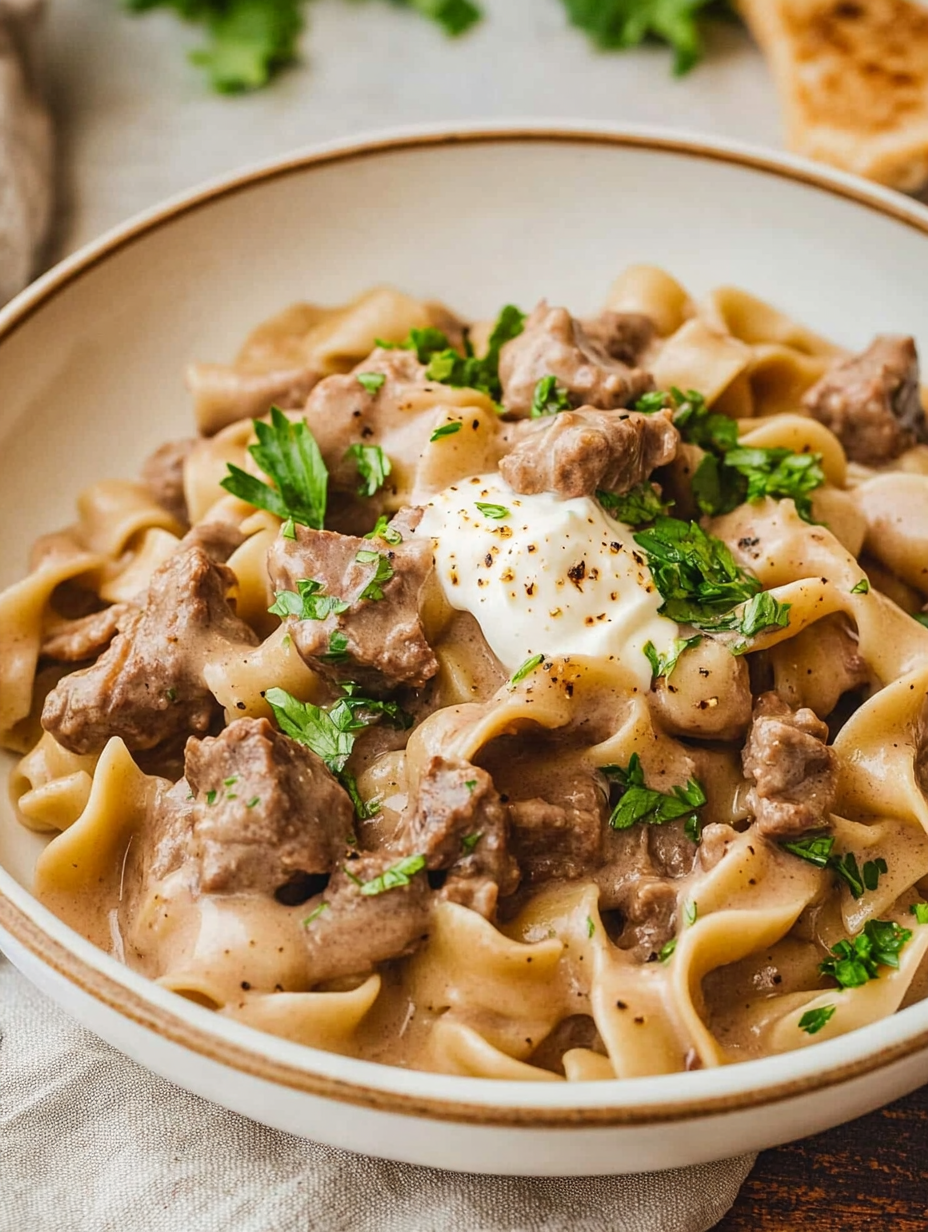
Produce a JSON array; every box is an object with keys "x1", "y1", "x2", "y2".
[
  {"x1": 0, "y1": 0, "x2": 52, "y2": 303},
  {"x1": 0, "y1": 958, "x2": 755, "y2": 1231}
]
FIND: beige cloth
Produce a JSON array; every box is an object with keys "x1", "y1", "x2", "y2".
[
  {"x1": 0, "y1": 0, "x2": 51, "y2": 303},
  {"x1": 0, "y1": 958, "x2": 755, "y2": 1231}
]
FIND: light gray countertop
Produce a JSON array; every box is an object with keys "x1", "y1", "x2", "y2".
[{"x1": 46, "y1": 0, "x2": 782, "y2": 256}]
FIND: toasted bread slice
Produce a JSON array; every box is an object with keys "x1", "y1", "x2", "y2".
[{"x1": 740, "y1": 0, "x2": 928, "y2": 191}]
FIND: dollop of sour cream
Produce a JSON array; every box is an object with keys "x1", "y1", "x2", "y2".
[{"x1": 418, "y1": 474, "x2": 680, "y2": 687}]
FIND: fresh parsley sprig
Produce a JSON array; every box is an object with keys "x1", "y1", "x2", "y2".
[
  {"x1": 562, "y1": 0, "x2": 730, "y2": 76},
  {"x1": 597, "y1": 482, "x2": 669, "y2": 526},
  {"x1": 820, "y1": 919, "x2": 912, "y2": 988},
  {"x1": 388, "y1": 305, "x2": 525, "y2": 404},
  {"x1": 633, "y1": 516, "x2": 761, "y2": 629},
  {"x1": 693, "y1": 447, "x2": 825, "y2": 522},
  {"x1": 531, "y1": 375, "x2": 572, "y2": 418},
  {"x1": 345, "y1": 443, "x2": 392, "y2": 497},
  {"x1": 730, "y1": 591, "x2": 791, "y2": 652},
  {"x1": 221, "y1": 406, "x2": 327, "y2": 532},
  {"x1": 268, "y1": 578, "x2": 349, "y2": 621},
  {"x1": 781, "y1": 835, "x2": 887, "y2": 901},
  {"x1": 602, "y1": 753, "x2": 706, "y2": 838}
]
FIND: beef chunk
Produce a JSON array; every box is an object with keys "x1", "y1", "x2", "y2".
[
  {"x1": 301, "y1": 852, "x2": 431, "y2": 984},
  {"x1": 580, "y1": 311, "x2": 657, "y2": 365},
  {"x1": 499, "y1": 407, "x2": 678, "y2": 500},
  {"x1": 184, "y1": 718, "x2": 353, "y2": 895},
  {"x1": 181, "y1": 518, "x2": 248, "y2": 564},
  {"x1": 507, "y1": 770, "x2": 608, "y2": 883},
  {"x1": 401, "y1": 756, "x2": 520, "y2": 917},
  {"x1": 498, "y1": 302, "x2": 655, "y2": 416},
  {"x1": 267, "y1": 525, "x2": 438, "y2": 693},
  {"x1": 742, "y1": 692, "x2": 837, "y2": 838},
  {"x1": 141, "y1": 438, "x2": 195, "y2": 526},
  {"x1": 596, "y1": 820, "x2": 702, "y2": 961},
  {"x1": 40, "y1": 603, "x2": 131, "y2": 663},
  {"x1": 42, "y1": 546, "x2": 259, "y2": 755},
  {"x1": 803, "y1": 336, "x2": 927, "y2": 464}
]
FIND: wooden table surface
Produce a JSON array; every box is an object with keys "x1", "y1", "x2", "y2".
[{"x1": 714, "y1": 1083, "x2": 928, "y2": 1230}]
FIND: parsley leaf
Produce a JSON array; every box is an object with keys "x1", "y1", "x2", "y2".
[
  {"x1": 586, "y1": 916, "x2": 596, "y2": 938},
  {"x1": 418, "y1": 305, "x2": 525, "y2": 403},
  {"x1": 509, "y1": 652, "x2": 545, "y2": 686},
  {"x1": 531, "y1": 375, "x2": 572, "y2": 418},
  {"x1": 597, "y1": 482, "x2": 669, "y2": 526},
  {"x1": 359, "y1": 853, "x2": 427, "y2": 896},
  {"x1": 321, "y1": 629, "x2": 351, "y2": 664},
  {"x1": 364, "y1": 514, "x2": 402, "y2": 545},
  {"x1": 851, "y1": 578, "x2": 870, "y2": 595},
  {"x1": 356, "y1": 372, "x2": 386, "y2": 394},
  {"x1": 268, "y1": 578, "x2": 349, "y2": 621},
  {"x1": 396, "y1": 0, "x2": 481, "y2": 37},
  {"x1": 798, "y1": 1005, "x2": 836, "y2": 1035},
  {"x1": 669, "y1": 387, "x2": 738, "y2": 454},
  {"x1": 820, "y1": 919, "x2": 912, "y2": 988},
  {"x1": 430, "y1": 422, "x2": 462, "y2": 441},
  {"x1": 559, "y1": 0, "x2": 726, "y2": 76},
  {"x1": 643, "y1": 635, "x2": 702, "y2": 683},
  {"x1": 781, "y1": 835, "x2": 887, "y2": 901},
  {"x1": 355, "y1": 549, "x2": 394, "y2": 600},
  {"x1": 633, "y1": 516, "x2": 761, "y2": 629},
  {"x1": 695, "y1": 447, "x2": 825, "y2": 522},
  {"x1": 303, "y1": 901, "x2": 329, "y2": 926},
  {"x1": 221, "y1": 406, "x2": 327, "y2": 530},
  {"x1": 475, "y1": 502, "x2": 509, "y2": 520},
  {"x1": 345, "y1": 443, "x2": 392, "y2": 498},
  {"x1": 731, "y1": 591, "x2": 791, "y2": 652},
  {"x1": 182, "y1": 0, "x2": 303, "y2": 93},
  {"x1": 266, "y1": 684, "x2": 411, "y2": 776},
  {"x1": 915, "y1": 613, "x2": 928, "y2": 630},
  {"x1": 910, "y1": 902, "x2": 928, "y2": 925},
  {"x1": 461, "y1": 832, "x2": 482, "y2": 853},
  {"x1": 658, "y1": 938, "x2": 677, "y2": 962},
  {"x1": 603, "y1": 753, "x2": 706, "y2": 833}
]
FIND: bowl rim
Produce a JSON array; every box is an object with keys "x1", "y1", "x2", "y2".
[{"x1": 3, "y1": 120, "x2": 928, "y2": 1128}]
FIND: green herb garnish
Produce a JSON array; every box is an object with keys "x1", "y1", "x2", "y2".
[
  {"x1": 633, "y1": 516, "x2": 761, "y2": 629},
  {"x1": 205, "y1": 789, "x2": 217, "y2": 806},
  {"x1": 731, "y1": 591, "x2": 791, "y2": 652},
  {"x1": 246, "y1": 796, "x2": 260, "y2": 808},
  {"x1": 603, "y1": 753, "x2": 706, "y2": 833},
  {"x1": 461, "y1": 832, "x2": 481, "y2": 853},
  {"x1": 643, "y1": 635, "x2": 702, "y2": 683},
  {"x1": 356, "y1": 372, "x2": 386, "y2": 394},
  {"x1": 321, "y1": 630, "x2": 351, "y2": 664},
  {"x1": 475, "y1": 502, "x2": 509, "y2": 520},
  {"x1": 430, "y1": 422, "x2": 462, "y2": 441},
  {"x1": 597, "y1": 482, "x2": 669, "y2": 526},
  {"x1": 586, "y1": 916, "x2": 595, "y2": 938},
  {"x1": 531, "y1": 375, "x2": 572, "y2": 418},
  {"x1": 509, "y1": 652, "x2": 545, "y2": 686},
  {"x1": 910, "y1": 902, "x2": 928, "y2": 925},
  {"x1": 364, "y1": 514, "x2": 403, "y2": 545},
  {"x1": 798, "y1": 1005, "x2": 836, "y2": 1035},
  {"x1": 658, "y1": 938, "x2": 677, "y2": 962},
  {"x1": 561, "y1": 0, "x2": 726, "y2": 76},
  {"x1": 414, "y1": 305, "x2": 525, "y2": 403},
  {"x1": 683, "y1": 900, "x2": 698, "y2": 927},
  {"x1": 266, "y1": 683, "x2": 410, "y2": 777},
  {"x1": 821, "y1": 919, "x2": 912, "y2": 987},
  {"x1": 345, "y1": 443, "x2": 392, "y2": 497},
  {"x1": 359, "y1": 853, "x2": 427, "y2": 896},
  {"x1": 221, "y1": 406, "x2": 327, "y2": 530},
  {"x1": 303, "y1": 901, "x2": 329, "y2": 926},
  {"x1": 269, "y1": 578, "x2": 350, "y2": 621},
  {"x1": 851, "y1": 578, "x2": 870, "y2": 595},
  {"x1": 355, "y1": 549, "x2": 395, "y2": 601},
  {"x1": 693, "y1": 446, "x2": 825, "y2": 523},
  {"x1": 781, "y1": 835, "x2": 887, "y2": 901}
]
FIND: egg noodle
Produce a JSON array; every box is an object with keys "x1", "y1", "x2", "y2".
[{"x1": 4, "y1": 266, "x2": 928, "y2": 1081}]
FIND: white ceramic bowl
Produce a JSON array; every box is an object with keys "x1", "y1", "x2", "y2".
[{"x1": 3, "y1": 124, "x2": 928, "y2": 1176}]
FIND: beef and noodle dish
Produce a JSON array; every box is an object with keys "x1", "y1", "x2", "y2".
[{"x1": 4, "y1": 266, "x2": 928, "y2": 1081}]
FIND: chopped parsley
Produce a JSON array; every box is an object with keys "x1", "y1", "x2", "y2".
[
  {"x1": 586, "y1": 916, "x2": 595, "y2": 938},
  {"x1": 345, "y1": 443, "x2": 392, "y2": 497},
  {"x1": 355, "y1": 549, "x2": 394, "y2": 601},
  {"x1": 683, "y1": 900, "x2": 698, "y2": 927},
  {"x1": 851, "y1": 578, "x2": 870, "y2": 595},
  {"x1": 915, "y1": 613, "x2": 928, "y2": 630},
  {"x1": 395, "y1": 305, "x2": 525, "y2": 403},
  {"x1": 633, "y1": 516, "x2": 762, "y2": 629},
  {"x1": 910, "y1": 902, "x2": 928, "y2": 925},
  {"x1": 597, "y1": 482, "x2": 669, "y2": 526},
  {"x1": 321, "y1": 630, "x2": 351, "y2": 664},
  {"x1": 166, "y1": 687, "x2": 177, "y2": 703},
  {"x1": 268, "y1": 578, "x2": 349, "y2": 621},
  {"x1": 464, "y1": 780, "x2": 477, "y2": 792},
  {"x1": 303, "y1": 901, "x2": 329, "y2": 926},
  {"x1": 798, "y1": 1005, "x2": 836, "y2": 1036},
  {"x1": 341, "y1": 772, "x2": 380, "y2": 821},
  {"x1": 461, "y1": 832, "x2": 481, "y2": 853},
  {"x1": 475, "y1": 502, "x2": 509, "y2": 520},
  {"x1": 693, "y1": 446, "x2": 825, "y2": 523},
  {"x1": 266, "y1": 683, "x2": 410, "y2": 789},
  {"x1": 223, "y1": 775, "x2": 238, "y2": 786},
  {"x1": 205, "y1": 789, "x2": 217, "y2": 806},
  {"x1": 221, "y1": 406, "x2": 328, "y2": 531},
  {"x1": 666, "y1": 387, "x2": 738, "y2": 454},
  {"x1": 603, "y1": 753, "x2": 706, "y2": 834},
  {"x1": 359, "y1": 853, "x2": 427, "y2": 896},
  {"x1": 364, "y1": 514, "x2": 403, "y2": 545},
  {"x1": 781, "y1": 835, "x2": 887, "y2": 901},
  {"x1": 246, "y1": 796, "x2": 260, "y2": 809},
  {"x1": 430, "y1": 422, "x2": 462, "y2": 441},
  {"x1": 561, "y1": 0, "x2": 726, "y2": 76},
  {"x1": 658, "y1": 938, "x2": 677, "y2": 962},
  {"x1": 731, "y1": 591, "x2": 791, "y2": 652},
  {"x1": 643, "y1": 634, "x2": 702, "y2": 683},
  {"x1": 821, "y1": 919, "x2": 912, "y2": 988},
  {"x1": 531, "y1": 375, "x2": 572, "y2": 418},
  {"x1": 509, "y1": 652, "x2": 545, "y2": 686},
  {"x1": 356, "y1": 371, "x2": 386, "y2": 394}
]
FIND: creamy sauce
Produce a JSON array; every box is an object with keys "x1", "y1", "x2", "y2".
[{"x1": 419, "y1": 474, "x2": 679, "y2": 687}]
